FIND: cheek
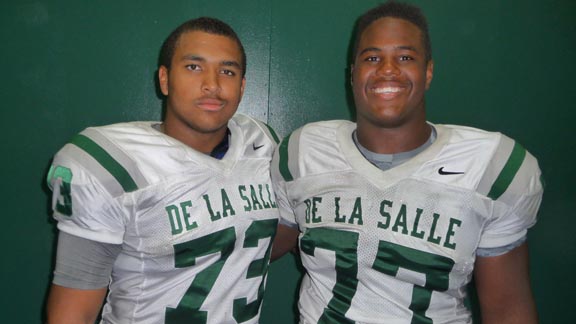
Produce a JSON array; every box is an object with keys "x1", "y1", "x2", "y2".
[
  {"x1": 408, "y1": 71, "x2": 428, "y2": 91},
  {"x1": 353, "y1": 83, "x2": 364, "y2": 100},
  {"x1": 170, "y1": 86, "x2": 191, "y2": 102},
  {"x1": 352, "y1": 68, "x2": 366, "y2": 84},
  {"x1": 172, "y1": 79, "x2": 198, "y2": 97},
  {"x1": 224, "y1": 82, "x2": 244, "y2": 99},
  {"x1": 352, "y1": 70, "x2": 368, "y2": 93}
]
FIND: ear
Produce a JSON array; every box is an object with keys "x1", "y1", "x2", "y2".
[
  {"x1": 425, "y1": 59, "x2": 434, "y2": 90},
  {"x1": 158, "y1": 66, "x2": 169, "y2": 96},
  {"x1": 350, "y1": 64, "x2": 355, "y2": 86},
  {"x1": 240, "y1": 77, "x2": 246, "y2": 97}
]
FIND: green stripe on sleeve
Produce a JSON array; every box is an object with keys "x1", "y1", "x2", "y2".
[
  {"x1": 70, "y1": 134, "x2": 138, "y2": 192},
  {"x1": 278, "y1": 134, "x2": 294, "y2": 182},
  {"x1": 264, "y1": 123, "x2": 280, "y2": 144},
  {"x1": 487, "y1": 141, "x2": 526, "y2": 200}
]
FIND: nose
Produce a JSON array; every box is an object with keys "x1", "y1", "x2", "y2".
[
  {"x1": 202, "y1": 70, "x2": 221, "y2": 94},
  {"x1": 376, "y1": 57, "x2": 400, "y2": 76}
]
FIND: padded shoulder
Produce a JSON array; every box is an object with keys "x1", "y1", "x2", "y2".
[
  {"x1": 275, "y1": 120, "x2": 352, "y2": 182},
  {"x1": 232, "y1": 114, "x2": 280, "y2": 145},
  {"x1": 51, "y1": 122, "x2": 156, "y2": 200}
]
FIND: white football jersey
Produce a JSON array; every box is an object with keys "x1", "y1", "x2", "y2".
[
  {"x1": 272, "y1": 120, "x2": 543, "y2": 324},
  {"x1": 47, "y1": 114, "x2": 280, "y2": 324}
]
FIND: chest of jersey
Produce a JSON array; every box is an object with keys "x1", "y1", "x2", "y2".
[
  {"x1": 289, "y1": 172, "x2": 491, "y2": 270},
  {"x1": 107, "y1": 159, "x2": 278, "y2": 323},
  {"x1": 287, "y1": 171, "x2": 491, "y2": 322},
  {"x1": 121, "y1": 159, "x2": 277, "y2": 255},
  {"x1": 276, "y1": 121, "x2": 540, "y2": 323}
]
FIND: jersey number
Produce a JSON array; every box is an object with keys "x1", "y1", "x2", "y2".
[
  {"x1": 47, "y1": 165, "x2": 73, "y2": 216},
  {"x1": 301, "y1": 228, "x2": 455, "y2": 324},
  {"x1": 165, "y1": 219, "x2": 277, "y2": 323}
]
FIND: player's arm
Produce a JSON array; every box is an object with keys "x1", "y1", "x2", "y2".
[
  {"x1": 271, "y1": 223, "x2": 299, "y2": 261},
  {"x1": 46, "y1": 232, "x2": 121, "y2": 324},
  {"x1": 474, "y1": 242, "x2": 538, "y2": 324},
  {"x1": 270, "y1": 130, "x2": 306, "y2": 261},
  {"x1": 46, "y1": 284, "x2": 107, "y2": 324}
]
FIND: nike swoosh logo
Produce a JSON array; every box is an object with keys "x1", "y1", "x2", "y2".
[
  {"x1": 253, "y1": 143, "x2": 264, "y2": 150},
  {"x1": 438, "y1": 167, "x2": 465, "y2": 175}
]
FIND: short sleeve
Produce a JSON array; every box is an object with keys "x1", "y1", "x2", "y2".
[
  {"x1": 271, "y1": 135, "x2": 299, "y2": 228},
  {"x1": 47, "y1": 145, "x2": 128, "y2": 244},
  {"x1": 478, "y1": 137, "x2": 543, "y2": 249}
]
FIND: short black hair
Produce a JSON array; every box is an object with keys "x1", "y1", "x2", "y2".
[
  {"x1": 158, "y1": 17, "x2": 247, "y2": 77},
  {"x1": 352, "y1": 1, "x2": 432, "y2": 62}
]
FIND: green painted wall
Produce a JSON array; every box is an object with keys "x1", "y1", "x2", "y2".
[{"x1": 1, "y1": 0, "x2": 574, "y2": 322}]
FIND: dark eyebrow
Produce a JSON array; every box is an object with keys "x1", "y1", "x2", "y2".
[
  {"x1": 221, "y1": 60, "x2": 242, "y2": 70},
  {"x1": 396, "y1": 45, "x2": 419, "y2": 52},
  {"x1": 358, "y1": 45, "x2": 419, "y2": 56},
  {"x1": 181, "y1": 54, "x2": 205, "y2": 62},
  {"x1": 181, "y1": 54, "x2": 241, "y2": 70},
  {"x1": 358, "y1": 47, "x2": 381, "y2": 56}
]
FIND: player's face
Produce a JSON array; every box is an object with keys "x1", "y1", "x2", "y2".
[
  {"x1": 159, "y1": 31, "x2": 245, "y2": 136},
  {"x1": 352, "y1": 17, "x2": 433, "y2": 129}
]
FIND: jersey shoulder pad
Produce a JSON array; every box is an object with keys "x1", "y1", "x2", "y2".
[
  {"x1": 51, "y1": 122, "x2": 152, "y2": 197},
  {"x1": 437, "y1": 124, "x2": 543, "y2": 198},
  {"x1": 470, "y1": 130, "x2": 543, "y2": 201},
  {"x1": 232, "y1": 113, "x2": 280, "y2": 145},
  {"x1": 275, "y1": 120, "x2": 353, "y2": 182}
]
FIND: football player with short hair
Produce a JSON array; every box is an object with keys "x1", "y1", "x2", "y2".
[
  {"x1": 46, "y1": 17, "x2": 279, "y2": 324},
  {"x1": 271, "y1": 1, "x2": 542, "y2": 323}
]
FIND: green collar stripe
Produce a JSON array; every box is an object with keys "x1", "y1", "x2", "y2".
[
  {"x1": 70, "y1": 134, "x2": 138, "y2": 192},
  {"x1": 488, "y1": 141, "x2": 526, "y2": 200},
  {"x1": 279, "y1": 134, "x2": 294, "y2": 182},
  {"x1": 264, "y1": 123, "x2": 280, "y2": 144}
]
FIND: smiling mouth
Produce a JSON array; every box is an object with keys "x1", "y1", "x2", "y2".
[
  {"x1": 372, "y1": 87, "x2": 402, "y2": 94},
  {"x1": 370, "y1": 86, "x2": 404, "y2": 99}
]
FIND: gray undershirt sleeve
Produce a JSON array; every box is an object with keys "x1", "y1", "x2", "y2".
[
  {"x1": 476, "y1": 235, "x2": 527, "y2": 257},
  {"x1": 52, "y1": 231, "x2": 122, "y2": 290}
]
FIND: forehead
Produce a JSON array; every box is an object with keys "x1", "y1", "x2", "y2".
[
  {"x1": 358, "y1": 17, "x2": 424, "y2": 50},
  {"x1": 173, "y1": 31, "x2": 242, "y2": 62}
]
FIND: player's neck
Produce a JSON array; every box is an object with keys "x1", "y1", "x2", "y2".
[
  {"x1": 356, "y1": 120, "x2": 431, "y2": 154},
  {"x1": 162, "y1": 120, "x2": 227, "y2": 154}
]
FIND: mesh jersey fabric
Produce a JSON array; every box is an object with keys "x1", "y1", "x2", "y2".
[
  {"x1": 271, "y1": 120, "x2": 543, "y2": 324},
  {"x1": 47, "y1": 114, "x2": 280, "y2": 324}
]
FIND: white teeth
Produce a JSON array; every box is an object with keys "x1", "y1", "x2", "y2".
[{"x1": 373, "y1": 87, "x2": 401, "y2": 94}]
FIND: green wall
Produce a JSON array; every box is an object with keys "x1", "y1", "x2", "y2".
[{"x1": 1, "y1": 0, "x2": 574, "y2": 322}]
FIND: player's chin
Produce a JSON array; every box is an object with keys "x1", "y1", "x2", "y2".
[{"x1": 195, "y1": 116, "x2": 232, "y2": 134}]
